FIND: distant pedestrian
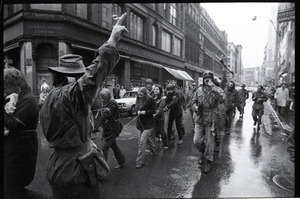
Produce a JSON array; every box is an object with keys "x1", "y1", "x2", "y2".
[
  {"x1": 274, "y1": 82, "x2": 289, "y2": 117},
  {"x1": 252, "y1": 85, "x2": 268, "y2": 130},
  {"x1": 153, "y1": 84, "x2": 168, "y2": 149},
  {"x1": 98, "y1": 88, "x2": 125, "y2": 169},
  {"x1": 164, "y1": 84, "x2": 184, "y2": 145},
  {"x1": 135, "y1": 87, "x2": 158, "y2": 169},
  {"x1": 119, "y1": 85, "x2": 127, "y2": 98},
  {"x1": 224, "y1": 81, "x2": 240, "y2": 134},
  {"x1": 192, "y1": 70, "x2": 226, "y2": 173},
  {"x1": 113, "y1": 84, "x2": 121, "y2": 99},
  {"x1": 237, "y1": 84, "x2": 249, "y2": 119},
  {"x1": 39, "y1": 85, "x2": 49, "y2": 110},
  {"x1": 40, "y1": 79, "x2": 50, "y2": 93},
  {"x1": 4, "y1": 67, "x2": 49, "y2": 199}
]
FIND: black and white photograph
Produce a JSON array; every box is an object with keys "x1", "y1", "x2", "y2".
[{"x1": 3, "y1": 2, "x2": 296, "y2": 199}]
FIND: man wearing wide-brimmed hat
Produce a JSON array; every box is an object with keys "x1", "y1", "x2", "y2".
[{"x1": 40, "y1": 13, "x2": 128, "y2": 199}]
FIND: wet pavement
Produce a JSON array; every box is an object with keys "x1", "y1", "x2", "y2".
[{"x1": 27, "y1": 93, "x2": 295, "y2": 198}]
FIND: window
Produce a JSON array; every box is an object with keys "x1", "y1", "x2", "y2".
[
  {"x1": 163, "y1": 3, "x2": 168, "y2": 19},
  {"x1": 112, "y1": 4, "x2": 122, "y2": 26},
  {"x1": 162, "y1": 30, "x2": 171, "y2": 53},
  {"x1": 152, "y1": 25, "x2": 157, "y2": 47},
  {"x1": 113, "y1": 4, "x2": 122, "y2": 18},
  {"x1": 173, "y1": 37, "x2": 181, "y2": 57},
  {"x1": 169, "y1": 3, "x2": 177, "y2": 26},
  {"x1": 102, "y1": 4, "x2": 111, "y2": 29},
  {"x1": 76, "y1": 4, "x2": 87, "y2": 19},
  {"x1": 30, "y1": 4, "x2": 61, "y2": 11},
  {"x1": 130, "y1": 12, "x2": 144, "y2": 42}
]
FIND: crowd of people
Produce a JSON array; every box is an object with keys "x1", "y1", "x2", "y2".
[{"x1": 3, "y1": 12, "x2": 294, "y2": 199}]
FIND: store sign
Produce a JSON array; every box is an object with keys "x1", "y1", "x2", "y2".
[
  {"x1": 278, "y1": 9, "x2": 295, "y2": 23},
  {"x1": 25, "y1": 22, "x2": 64, "y2": 36}
]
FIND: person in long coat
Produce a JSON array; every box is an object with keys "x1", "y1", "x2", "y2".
[
  {"x1": 40, "y1": 13, "x2": 128, "y2": 199},
  {"x1": 192, "y1": 70, "x2": 226, "y2": 173}
]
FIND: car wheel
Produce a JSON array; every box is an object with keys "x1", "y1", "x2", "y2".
[{"x1": 129, "y1": 105, "x2": 137, "y2": 116}]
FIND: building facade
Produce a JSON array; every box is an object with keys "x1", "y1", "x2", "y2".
[
  {"x1": 200, "y1": 5, "x2": 228, "y2": 80},
  {"x1": 276, "y1": 3, "x2": 295, "y2": 85},
  {"x1": 243, "y1": 67, "x2": 261, "y2": 87},
  {"x1": 227, "y1": 42, "x2": 243, "y2": 85},
  {"x1": 3, "y1": 3, "x2": 231, "y2": 97}
]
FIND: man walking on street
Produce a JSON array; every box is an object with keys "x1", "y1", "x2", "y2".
[
  {"x1": 224, "y1": 81, "x2": 240, "y2": 135},
  {"x1": 237, "y1": 84, "x2": 249, "y2": 119},
  {"x1": 252, "y1": 85, "x2": 268, "y2": 130},
  {"x1": 192, "y1": 70, "x2": 226, "y2": 173},
  {"x1": 164, "y1": 84, "x2": 184, "y2": 145}
]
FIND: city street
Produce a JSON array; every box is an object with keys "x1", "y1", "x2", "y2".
[{"x1": 28, "y1": 93, "x2": 294, "y2": 198}]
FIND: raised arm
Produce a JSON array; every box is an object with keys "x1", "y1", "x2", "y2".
[{"x1": 78, "y1": 13, "x2": 129, "y2": 106}]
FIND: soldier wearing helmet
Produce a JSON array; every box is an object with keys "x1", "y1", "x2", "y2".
[{"x1": 191, "y1": 70, "x2": 226, "y2": 173}]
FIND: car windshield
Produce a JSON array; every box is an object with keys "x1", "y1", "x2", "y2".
[{"x1": 122, "y1": 92, "x2": 137, "y2": 98}]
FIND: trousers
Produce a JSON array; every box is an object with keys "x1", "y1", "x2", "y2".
[
  {"x1": 136, "y1": 128, "x2": 158, "y2": 166},
  {"x1": 193, "y1": 123, "x2": 215, "y2": 162}
]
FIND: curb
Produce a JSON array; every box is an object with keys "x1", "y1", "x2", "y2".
[{"x1": 266, "y1": 100, "x2": 292, "y2": 136}]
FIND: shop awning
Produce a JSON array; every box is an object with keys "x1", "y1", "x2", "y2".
[
  {"x1": 163, "y1": 66, "x2": 194, "y2": 81},
  {"x1": 128, "y1": 57, "x2": 194, "y2": 81}
]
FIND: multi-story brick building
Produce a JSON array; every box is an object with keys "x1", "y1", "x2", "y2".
[{"x1": 3, "y1": 3, "x2": 230, "y2": 97}]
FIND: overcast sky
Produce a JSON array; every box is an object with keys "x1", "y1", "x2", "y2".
[{"x1": 201, "y1": 3, "x2": 278, "y2": 68}]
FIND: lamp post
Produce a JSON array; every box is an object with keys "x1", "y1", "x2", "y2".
[{"x1": 252, "y1": 16, "x2": 279, "y2": 87}]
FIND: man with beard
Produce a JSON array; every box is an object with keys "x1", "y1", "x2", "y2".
[
  {"x1": 192, "y1": 70, "x2": 226, "y2": 173},
  {"x1": 224, "y1": 80, "x2": 240, "y2": 135}
]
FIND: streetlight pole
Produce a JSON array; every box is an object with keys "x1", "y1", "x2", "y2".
[{"x1": 252, "y1": 16, "x2": 279, "y2": 87}]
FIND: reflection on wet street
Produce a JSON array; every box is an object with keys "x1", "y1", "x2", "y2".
[{"x1": 29, "y1": 95, "x2": 294, "y2": 198}]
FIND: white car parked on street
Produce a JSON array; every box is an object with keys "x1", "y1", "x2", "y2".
[{"x1": 116, "y1": 91, "x2": 137, "y2": 116}]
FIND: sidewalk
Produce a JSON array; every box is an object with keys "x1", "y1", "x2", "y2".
[{"x1": 265, "y1": 100, "x2": 294, "y2": 136}]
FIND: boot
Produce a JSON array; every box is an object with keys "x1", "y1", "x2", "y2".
[{"x1": 204, "y1": 160, "x2": 211, "y2": 174}]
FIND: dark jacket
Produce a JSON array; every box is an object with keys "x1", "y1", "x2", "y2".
[
  {"x1": 40, "y1": 43, "x2": 118, "y2": 185},
  {"x1": 154, "y1": 97, "x2": 166, "y2": 122},
  {"x1": 165, "y1": 90, "x2": 182, "y2": 117},
  {"x1": 224, "y1": 88, "x2": 240, "y2": 110},
  {"x1": 136, "y1": 96, "x2": 156, "y2": 131},
  {"x1": 192, "y1": 85, "x2": 226, "y2": 126},
  {"x1": 99, "y1": 99, "x2": 122, "y2": 139},
  {"x1": 4, "y1": 93, "x2": 39, "y2": 192},
  {"x1": 252, "y1": 91, "x2": 268, "y2": 110},
  {"x1": 238, "y1": 88, "x2": 249, "y2": 102}
]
